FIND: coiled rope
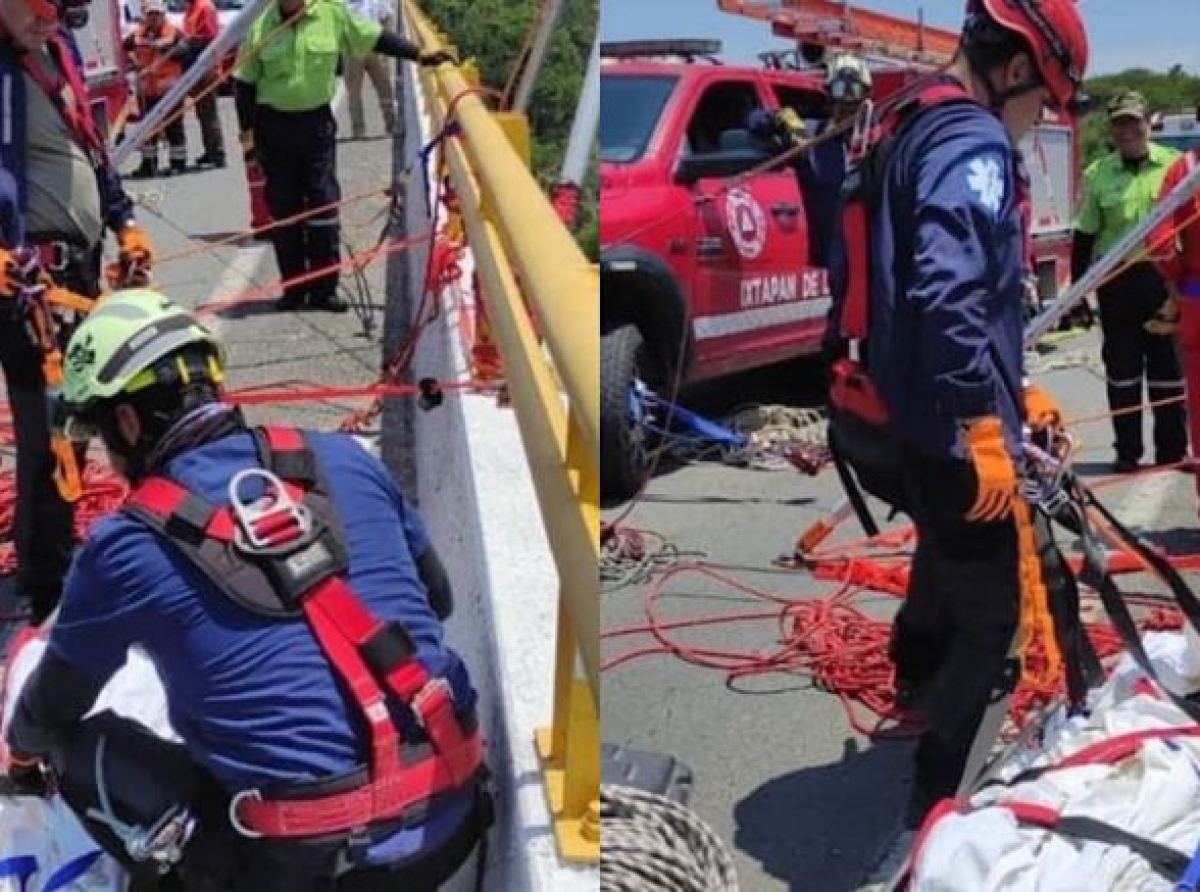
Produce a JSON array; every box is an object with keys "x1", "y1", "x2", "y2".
[{"x1": 600, "y1": 785, "x2": 739, "y2": 892}]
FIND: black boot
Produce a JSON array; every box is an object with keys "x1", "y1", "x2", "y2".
[{"x1": 308, "y1": 290, "x2": 349, "y2": 313}]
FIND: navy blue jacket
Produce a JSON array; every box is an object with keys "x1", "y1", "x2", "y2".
[
  {"x1": 0, "y1": 31, "x2": 135, "y2": 247},
  {"x1": 832, "y1": 100, "x2": 1026, "y2": 461}
]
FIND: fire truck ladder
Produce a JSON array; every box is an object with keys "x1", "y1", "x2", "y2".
[{"x1": 716, "y1": 0, "x2": 959, "y2": 68}]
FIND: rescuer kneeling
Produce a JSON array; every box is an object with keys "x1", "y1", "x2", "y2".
[{"x1": 5, "y1": 290, "x2": 491, "y2": 890}]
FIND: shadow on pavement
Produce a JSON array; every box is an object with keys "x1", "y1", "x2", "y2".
[{"x1": 733, "y1": 737, "x2": 913, "y2": 892}]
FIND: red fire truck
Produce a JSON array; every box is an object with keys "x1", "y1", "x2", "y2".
[{"x1": 599, "y1": 0, "x2": 1081, "y2": 499}]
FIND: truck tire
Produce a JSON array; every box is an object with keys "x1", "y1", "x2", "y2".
[{"x1": 602, "y1": 324, "x2": 651, "y2": 502}]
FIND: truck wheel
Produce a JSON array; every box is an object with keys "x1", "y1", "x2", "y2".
[{"x1": 601, "y1": 324, "x2": 651, "y2": 502}]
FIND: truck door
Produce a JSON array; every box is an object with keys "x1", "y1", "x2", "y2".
[{"x1": 679, "y1": 78, "x2": 812, "y2": 379}]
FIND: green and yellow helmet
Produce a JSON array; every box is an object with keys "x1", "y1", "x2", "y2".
[{"x1": 62, "y1": 289, "x2": 224, "y2": 413}]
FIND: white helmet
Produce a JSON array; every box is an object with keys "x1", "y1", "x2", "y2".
[{"x1": 826, "y1": 54, "x2": 872, "y2": 103}]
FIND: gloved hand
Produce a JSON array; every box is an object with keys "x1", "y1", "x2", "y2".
[
  {"x1": 1145, "y1": 292, "x2": 1180, "y2": 336},
  {"x1": 1024, "y1": 384, "x2": 1062, "y2": 432},
  {"x1": 6, "y1": 752, "x2": 51, "y2": 797},
  {"x1": 962, "y1": 416, "x2": 1018, "y2": 523},
  {"x1": 108, "y1": 224, "x2": 154, "y2": 289},
  {"x1": 418, "y1": 49, "x2": 456, "y2": 67},
  {"x1": 774, "y1": 106, "x2": 807, "y2": 141}
]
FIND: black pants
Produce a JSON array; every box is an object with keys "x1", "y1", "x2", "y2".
[
  {"x1": 142, "y1": 93, "x2": 187, "y2": 170},
  {"x1": 1096, "y1": 263, "x2": 1187, "y2": 463},
  {"x1": 191, "y1": 69, "x2": 225, "y2": 162},
  {"x1": 256, "y1": 104, "x2": 342, "y2": 303},
  {"x1": 890, "y1": 456, "x2": 1021, "y2": 827},
  {"x1": 0, "y1": 243, "x2": 99, "y2": 617}
]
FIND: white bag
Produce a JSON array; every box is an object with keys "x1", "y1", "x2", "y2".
[
  {"x1": 0, "y1": 624, "x2": 178, "y2": 891},
  {"x1": 0, "y1": 794, "x2": 126, "y2": 891}
]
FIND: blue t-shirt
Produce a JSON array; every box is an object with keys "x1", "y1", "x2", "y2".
[{"x1": 50, "y1": 429, "x2": 476, "y2": 860}]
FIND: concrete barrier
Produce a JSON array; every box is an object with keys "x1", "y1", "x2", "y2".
[{"x1": 381, "y1": 56, "x2": 597, "y2": 892}]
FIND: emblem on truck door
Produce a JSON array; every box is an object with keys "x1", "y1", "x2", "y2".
[{"x1": 725, "y1": 187, "x2": 767, "y2": 259}]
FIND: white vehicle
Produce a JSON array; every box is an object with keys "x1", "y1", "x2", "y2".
[{"x1": 1152, "y1": 110, "x2": 1200, "y2": 154}]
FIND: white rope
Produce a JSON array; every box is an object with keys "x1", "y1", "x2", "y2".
[{"x1": 600, "y1": 785, "x2": 739, "y2": 892}]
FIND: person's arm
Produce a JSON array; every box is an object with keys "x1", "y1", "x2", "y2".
[
  {"x1": 198, "y1": 2, "x2": 219, "y2": 42},
  {"x1": 6, "y1": 540, "x2": 138, "y2": 760},
  {"x1": 416, "y1": 547, "x2": 453, "y2": 620},
  {"x1": 1071, "y1": 162, "x2": 1102, "y2": 282},
  {"x1": 1070, "y1": 230, "x2": 1095, "y2": 284},
  {"x1": 338, "y1": 5, "x2": 453, "y2": 65},
  {"x1": 7, "y1": 650, "x2": 105, "y2": 758},
  {"x1": 909, "y1": 126, "x2": 1014, "y2": 421},
  {"x1": 1148, "y1": 156, "x2": 1188, "y2": 287}
]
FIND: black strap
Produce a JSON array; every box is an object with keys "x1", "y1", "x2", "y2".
[
  {"x1": 1054, "y1": 476, "x2": 1200, "y2": 725},
  {"x1": 828, "y1": 434, "x2": 880, "y2": 539},
  {"x1": 1014, "y1": 809, "x2": 1191, "y2": 880}
]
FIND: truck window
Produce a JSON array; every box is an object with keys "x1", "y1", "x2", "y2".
[
  {"x1": 600, "y1": 73, "x2": 678, "y2": 164},
  {"x1": 684, "y1": 80, "x2": 763, "y2": 156}
]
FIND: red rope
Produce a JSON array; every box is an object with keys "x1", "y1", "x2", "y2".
[{"x1": 602, "y1": 534, "x2": 1194, "y2": 740}]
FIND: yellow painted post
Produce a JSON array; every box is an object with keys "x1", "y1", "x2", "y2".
[
  {"x1": 406, "y1": 0, "x2": 599, "y2": 865},
  {"x1": 533, "y1": 411, "x2": 601, "y2": 861}
]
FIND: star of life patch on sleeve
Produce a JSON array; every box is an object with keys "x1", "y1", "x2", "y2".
[{"x1": 966, "y1": 154, "x2": 1006, "y2": 219}]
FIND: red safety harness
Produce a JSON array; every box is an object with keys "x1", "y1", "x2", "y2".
[
  {"x1": 22, "y1": 34, "x2": 108, "y2": 163},
  {"x1": 122, "y1": 425, "x2": 484, "y2": 839}
]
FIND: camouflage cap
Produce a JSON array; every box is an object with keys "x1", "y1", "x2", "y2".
[{"x1": 1107, "y1": 90, "x2": 1148, "y2": 122}]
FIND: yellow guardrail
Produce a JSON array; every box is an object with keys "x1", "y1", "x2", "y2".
[{"x1": 404, "y1": 0, "x2": 600, "y2": 864}]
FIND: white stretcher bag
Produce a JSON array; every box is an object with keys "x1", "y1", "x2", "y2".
[
  {"x1": 0, "y1": 626, "x2": 177, "y2": 891},
  {"x1": 910, "y1": 631, "x2": 1200, "y2": 892}
]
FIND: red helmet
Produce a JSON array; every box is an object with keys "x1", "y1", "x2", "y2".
[{"x1": 978, "y1": 0, "x2": 1089, "y2": 109}]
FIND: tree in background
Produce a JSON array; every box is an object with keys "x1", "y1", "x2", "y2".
[{"x1": 421, "y1": 0, "x2": 598, "y2": 258}]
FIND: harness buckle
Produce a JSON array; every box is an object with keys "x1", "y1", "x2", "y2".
[
  {"x1": 228, "y1": 788, "x2": 266, "y2": 839},
  {"x1": 848, "y1": 97, "x2": 875, "y2": 164},
  {"x1": 410, "y1": 677, "x2": 454, "y2": 731},
  {"x1": 36, "y1": 240, "x2": 71, "y2": 273},
  {"x1": 228, "y1": 467, "x2": 314, "y2": 555}
]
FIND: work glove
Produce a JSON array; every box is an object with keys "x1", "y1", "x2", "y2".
[
  {"x1": 418, "y1": 49, "x2": 456, "y2": 67},
  {"x1": 1145, "y1": 293, "x2": 1181, "y2": 336},
  {"x1": 5, "y1": 752, "x2": 51, "y2": 797},
  {"x1": 1024, "y1": 384, "x2": 1063, "y2": 432},
  {"x1": 774, "y1": 107, "x2": 807, "y2": 141},
  {"x1": 962, "y1": 416, "x2": 1018, "y2": 523},
  {"x1": 106, "y1": 224, "x2": 154, "y2": 289}
]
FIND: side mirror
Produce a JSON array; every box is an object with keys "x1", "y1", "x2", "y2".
[{"x1": 675, "y1": 128, "x2": 775, "y2": 184}]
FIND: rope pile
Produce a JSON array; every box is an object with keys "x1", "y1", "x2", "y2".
[
  {"x1": 600, "y1": 526, "x2": 704, "y2": 593},
  {"x1": 600, "y1": 785, "x2": 739, "y2": 892},
  {"x1": 726, "y1": 404, "x2": 828, "y2": 471}
]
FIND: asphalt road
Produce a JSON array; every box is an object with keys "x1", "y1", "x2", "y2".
[{"x1": 601, "y1": 329, "x2": 1200, "y2": 891}]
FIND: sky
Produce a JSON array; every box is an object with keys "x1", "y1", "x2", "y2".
[{"x1": 599, "y1": 0, "x2": 1200, "y2": 76}]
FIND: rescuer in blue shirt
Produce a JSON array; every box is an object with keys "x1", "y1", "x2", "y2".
[
  {"x1": 5, "y1": 291, "x2": 489, "y2": 891},
  {"x1": 824, "y1": 0, "x2": 1090, "y2": 839}
]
